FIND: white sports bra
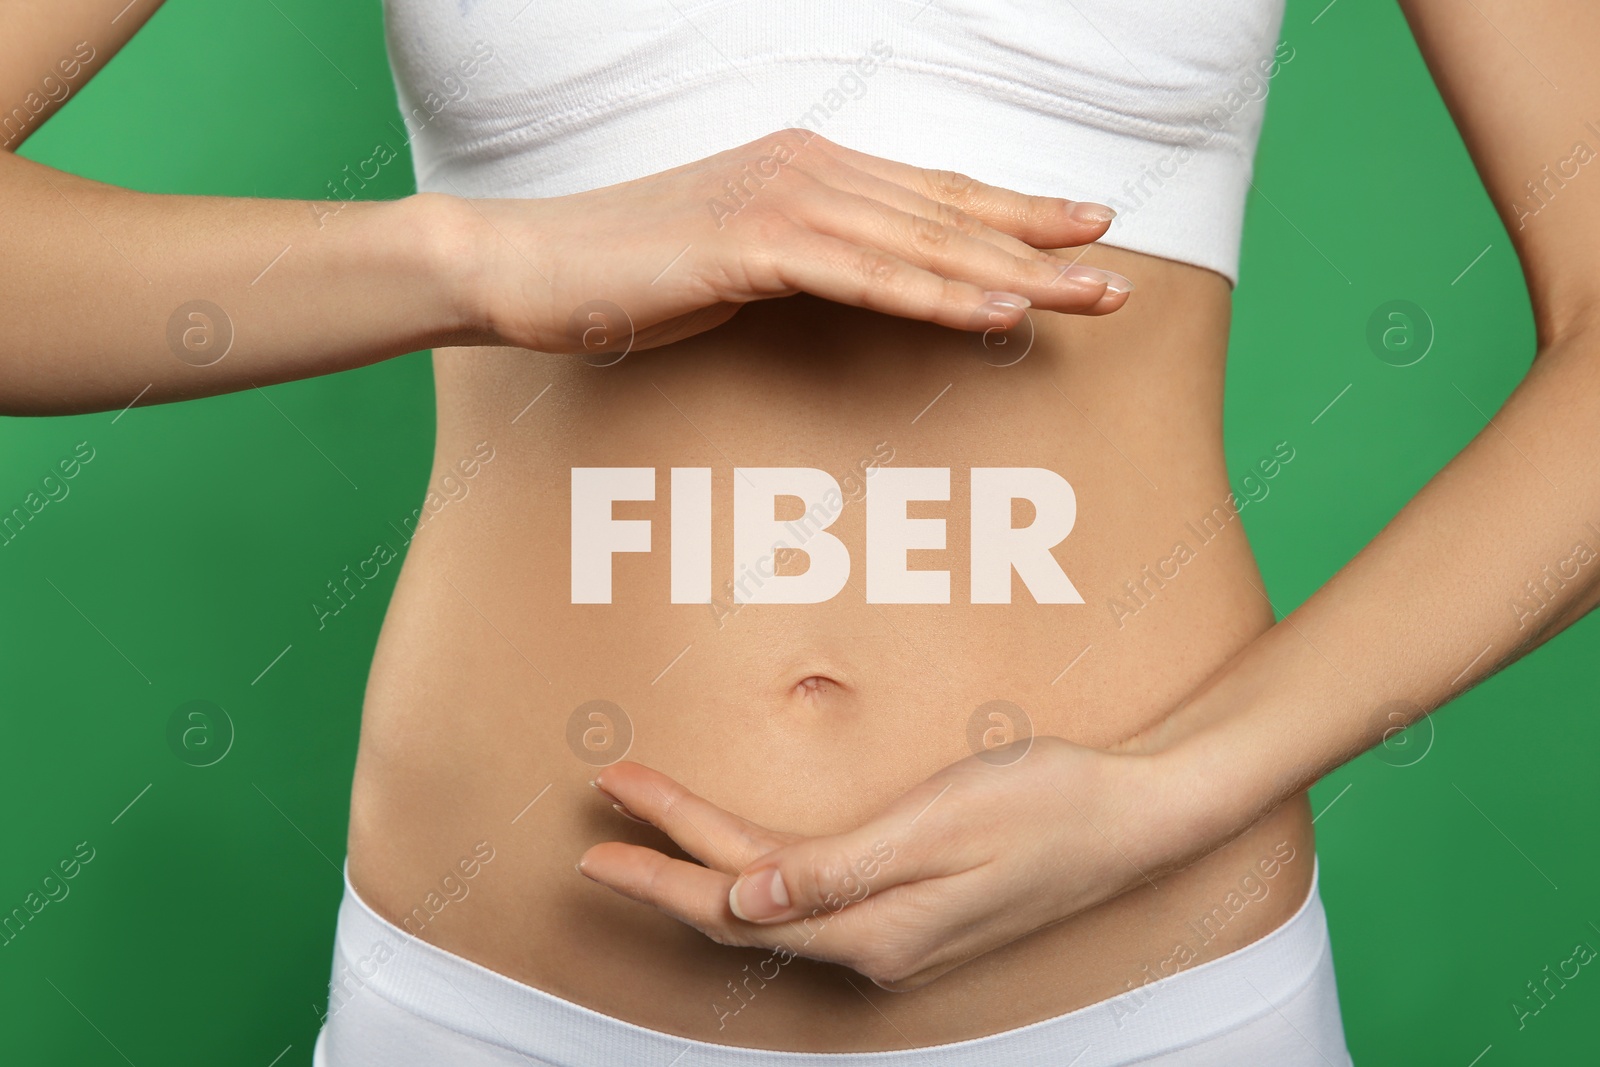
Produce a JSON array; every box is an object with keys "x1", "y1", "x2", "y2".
[{"x1": 382, "y1": 1, "x2": 1288, "y2": 286}]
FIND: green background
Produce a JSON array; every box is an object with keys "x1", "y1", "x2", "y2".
[{"x1": 2, "y1": 1, "x2": 1592, "y2": 1064}]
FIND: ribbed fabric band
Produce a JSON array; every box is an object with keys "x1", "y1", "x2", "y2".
[
  {"x1": 317, "y1": 857, "x2": 1336, "y2": 1066},
  {"x1": 382, "y1": 0, "x2": 1287, "y2": 287}
]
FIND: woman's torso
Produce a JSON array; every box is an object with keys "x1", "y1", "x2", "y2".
[
  {"x1": 353, "y1": 0, "x2": 1303, "y2": 1048},
  {"x1": 346, "y1": 241, "x2": 1315, "y2": 1051}
]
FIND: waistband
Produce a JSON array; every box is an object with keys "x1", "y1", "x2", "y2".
[
  {"x1": 404, "y1": 51, "x2": 1259, "y2": 287},
  {"x1": 325, "y1": 854, "x2": 1328, "y2": 1066}
]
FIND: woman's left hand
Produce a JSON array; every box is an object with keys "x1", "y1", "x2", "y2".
[{"x1": 577, "y1": 736, "x2": 1186, "y2": 990}]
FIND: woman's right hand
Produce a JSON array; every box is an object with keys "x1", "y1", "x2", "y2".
[{"x1": 456, "y1": 128, "x2": 1134, "y2": 356}]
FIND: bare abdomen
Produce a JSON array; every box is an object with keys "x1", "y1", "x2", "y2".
[{"x1": 347, "y1": 249, "x2": 1316, "y2": 1051}]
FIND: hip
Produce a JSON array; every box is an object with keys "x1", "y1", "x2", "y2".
[{"x1": 317, "y1": 853, "x2": 1347, "y2": 1065}]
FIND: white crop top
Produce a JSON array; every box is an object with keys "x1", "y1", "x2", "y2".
[{"x1": 382, "y1": 1, "x2": 1288, "y2": 287}]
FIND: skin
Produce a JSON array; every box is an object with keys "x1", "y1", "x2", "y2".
[
  {"x1": 6, "y1": 0, "x2": 1595, "y2": 1055},
  {"x1": 0, "y1": 5, "x2": 1131, "y2": 414},
  {"x1": 351, "y1": 245, "x2": 1318, "y2": 1048},
  {"x1": 570, "y1": 0, "x2": 1600, "y2": 1000}
]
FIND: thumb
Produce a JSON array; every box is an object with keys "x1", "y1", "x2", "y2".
[{"x1": 726, "y1": 821, "x2": 942, "y2": 925}]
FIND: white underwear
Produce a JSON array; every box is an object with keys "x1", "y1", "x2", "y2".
[{"x1": 314, "y1": 857, "x2": 1351, "y2": 1066}]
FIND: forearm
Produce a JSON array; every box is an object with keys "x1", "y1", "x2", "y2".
[
  {"x1": 1, "y1": 0, "x2": 162, "y2": 151},
  {"x1": 1134, "y1": 328, "x2": 1600, "y2": 848},
  {"x1": 0, "y1": 151, "x2": 477, "y2": 415}
]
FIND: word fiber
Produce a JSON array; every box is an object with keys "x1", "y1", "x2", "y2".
[{"x1": 571, "y1": 467, "x2": 1082, "y2": 606}]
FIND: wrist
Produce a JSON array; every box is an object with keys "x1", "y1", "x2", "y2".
[
  {"x1": 403, "y1": 190, "x2": 500, "y2": 347},
  {"x1": 1142, "y1": 702, "x2": 1317, "y2": 877},
  {"x1": 1116, "y1": 711, "x2": 1291, "y2": 881},
  {"x1": 1043, "y1": 738, "x2": 1227, "y2": 886},
  {"x1": 1109, "y1": 744, "x2": 1220, "y2": 880}
]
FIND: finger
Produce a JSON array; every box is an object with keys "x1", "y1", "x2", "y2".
[
  {"x1": 578, "y1": 841, "x2": 751, "y2": 944},
  {"x1": 592, "y1": 761, "x2": 792, "y2": 874},
  {"x1": 784, "y1": 177, "x2": 1129, "y2": 315},
  {"x1": 807, "y1": 159, "x2": 1064, "y2": 264},
  {"x1": 871, "y1": 951, "x2": 973, "y2": 993},
  {"x1": 725, "y1": 807, "x2": 960, "y2": 925},
  {"x1": 803, "y1": 135, "x2": 1118, "y2": 248},
  {"x1": 749, "y1": 230, "x2": 1035, "y2": 332},
  {"x1": 1022, "y1": 245, "x2": 1135, "y2": 316},
  {"x1": 1066, "y1": 281, "x2": 1135, "y2": 316},
  {"x1": 577, "y1": 841, "x2": 917, "y2": 970},
  {"x1": 796, "y1": 170, "x2": 1134, "y2": 313}
]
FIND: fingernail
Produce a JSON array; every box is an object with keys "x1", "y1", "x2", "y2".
[
  {"x1": 575, "y1": 861, "x2": 586, "y2": 876},
  {"x1": 1068, "y1": 201, "x2": 1116, "y2": 224},
  {"x1": 612, "y1": 802, "x2": 651, "y2": 825},
  {"x1": 729, "y1": 867, "x2": 790, "y2": 922},
  {"x1": 1101, "y1": 270, "x2": 1134, "y2": 295},
  {"x1": 981, "y1": 290, "x2": 1030, "y2": 310},
  {"x1": 978, "y1": 291, "x2": 1030, "y2": 326},
  {"x1": 1060, "y1": 266, "x2": 1112, "y2": 288}
]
